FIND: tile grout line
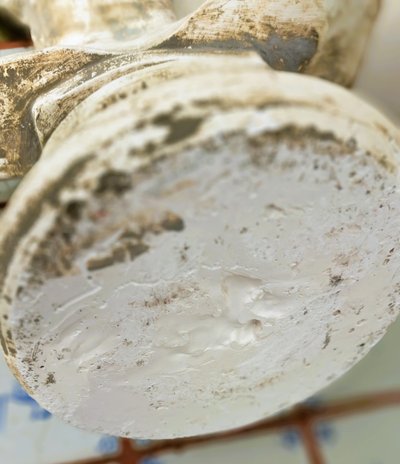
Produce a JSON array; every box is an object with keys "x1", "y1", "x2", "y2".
[
  {"x1": 298, "y1": 420, "x2": 326, "y2": 464},
  {"x1": 0, "y1": 40, "x2": 32, "y2": 50}
]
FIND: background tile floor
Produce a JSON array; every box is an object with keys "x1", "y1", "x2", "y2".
[
  {"x1": 0, "y1": 0, "x2": 399, "y2": 462},
  {"x1": 2, "y1": 318, "x2": 400, "y2": 464}
]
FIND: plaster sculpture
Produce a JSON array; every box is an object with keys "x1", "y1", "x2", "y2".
[
  {"x1": 1, "y1": 0, "x2": 400, "y2": 440},
  {"x1": 0, "y1": 0, "x2": 381, "y2": 201}
]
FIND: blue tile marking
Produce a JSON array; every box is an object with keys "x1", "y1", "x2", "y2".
[
  {"x1": 97, "y1": 436, "x2": 119, "y2": 455},
  {"x1": 303, "y1": 397, "x2": 323, "y2": 408},
  {"x1": 30, "y1": 407, "x2": 52, "y2": 421},
  {"x1": 282, "y1": 428, "x2": 302, "y2": 449},
  {"x1": 281, "y1": 397, "x2": 336, "y2": 450},
  {"x1": 281, "y1": 422, "x2": 336, "y2": 450},
  {"x1": 96, "y1": 438, "x2": 165, "y2": 462},
  {"x1": 141, "y1": 458, "x2": 164, "y2": 464},
  {"x1": 317, "y1": 422, "x2": 335, "y2": 444},
  {"x1": 0, "y1": 381, "x2": 52, "y2": 433},
  {"x1": 11, "y1": 382, "x2": 38, "y2": 406},
  {"x1": 0, "y1": 395, "x2": 9, "y2": 432},
  {"x1": 11, "y1": 382, "x2": 52, "y2": 421},
  {"x1": 136, "y1": 439, "x2": 153, "y2": 446}
]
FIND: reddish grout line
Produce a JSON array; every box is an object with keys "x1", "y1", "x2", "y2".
[
  {"x1": 298, "y1": 420, "x2": 326, "y2": 464},
  {"x1": 119, "y1": 439, "x2": 142, "y2": 464},
  {"x1": 310, "y1": 390, "x2": 400, "y2": 421},
  {"x1": 0, "y1": 40, "x2": 33, "y2": 50}
]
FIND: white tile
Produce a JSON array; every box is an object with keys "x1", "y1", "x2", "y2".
[
  {"x1": 321, "y1": 409, "x2": 400, "y2": 464},
  {"x1": 355, "y1": 0, "x2": 400, "y2": 124}
]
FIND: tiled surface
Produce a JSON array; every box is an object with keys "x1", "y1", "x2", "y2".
[
  {"x1": 0, "y1": 1, "x2": 399, "y2": 462},
  {"x1": 321, "y1": 409, "x2": 400, "y2": 464},
  {"x1": 0, "y1": 356, "x2": 115, "y2": 464},
  {"x1": 2, "y1": 317, "x2": 400, "y2": 463},
  {"x1": 0, "y1": 47, "x2": 31, "y2": 57},
  {"x1": 1, "y1": 350, "x2": 244, "y2": 464},
  {"x1": 161, "y1": 434, "x2": 310, "y2": 464},
  {"x1": 355, "y1": 0, "x2": 400, "y2": 124}
]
